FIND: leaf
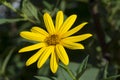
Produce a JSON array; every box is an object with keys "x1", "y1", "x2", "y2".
[
  {"x1": 35, "y1": 76, "x2": 57, "y2": 80},
  {"x1": 0, "y1": 47, "x2": 15, "y2": 74},
  {"x1": 34, "y1": 76, "x2": 51, "y2": 80},
  {"x1": 58, "y1": 63, "x2": 80, "y2": 80},
  {"x1": 22, "y1": 0, "x2": 39, "y2": 21},
  {"x1": 76, "y1": 55, "x2": 89, "y2": 79},
  {"x1": 57, "y1": 66, "x2": 72, "y2": 80},
  {"x1": 77, "y1": 55, "x2": 89, "y2": 73},
  {"x1": 51, "y1": 77, "x2": 58, "y2": 80},
  {"x1": 60, "y1": 0, "x2": 66, "y2": 11},
  {"x1": 102, "y1": 63, "x2": 120, "y2": 80},
  {"x1": 79, "y1": 68, "x2": 100, "y2": 80},
  {"x1": 0, "y1": 18, "x2": 26, "y2": 24},
  {"x1": 103, "y1": 75, "x2": 120, "y2": 80},
  {"x1": 103, "y1": 63, "x2": 108, "y2": 79},
  {"x1": 43, "y1": 1, "x2": 53, "y2": 11},
  {"x1": 75, "y1": 0, "x2": 88, "y2": 3},
  {"x1": 58, "y1": 56, "x2": 89, "y2": 80}
]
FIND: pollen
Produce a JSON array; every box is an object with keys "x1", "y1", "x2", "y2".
[{"x1": 45, "y1": 34, "x2": 60, "y2": 45}]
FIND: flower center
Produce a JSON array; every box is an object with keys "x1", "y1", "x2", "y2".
[{"x1": 45, "y1": 34, "x2": 60, "y2": 45}]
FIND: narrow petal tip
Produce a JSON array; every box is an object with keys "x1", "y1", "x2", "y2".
[
  {"x1": 89, "y1": 34, "x2": 93, "y2": 37},
  {"x1": 81, "y1": 45, "x2": 85, "y2": 49},
  {"x1": 58, "y1": 11, "x2": 63, "y2": 14},
  {"x1": 83, "y1": 22, "x2": 88, "y2": 25},
  {"x1": 26, "y1": 62, "x2": 30, "y2": 66},
  {"x1": 43, "y1": 13, "x2": 49, "y2": 20},
  {"x1": 51, "y1": 67, "x2": 58, "y2": 73},
  {"x1": 20, "y1": 31, "x2": 28, "y2": 35},
  {"x1": 72, "y1": 14, "x2": 77, "y2": 19},
  {"x1": 64, "y1": 61, "x2": 69, "y2": 65},
  {"x1": 63, "y1": 57, "x2": 69, "y2": 65},
  {"x1": 20, "y1": 31, "x2": 25, "y2": 37},
  {"x1": 18, "y1": 48, "x2": 26, "y2": 53},
  {"x1": 18, "y1": 49, "x2": 22, "y2": 53}
]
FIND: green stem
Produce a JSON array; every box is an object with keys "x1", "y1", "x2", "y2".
[
  {"x1": 2, "y1": 1, "x2": 17, "y2": 12},
  {"x1": 20, "y1": 14, "x2": 36, "y2": 24},
  {"x1": 2, "y1": 1, "x2": 36, "y2": 24},
  {"x1": 1, "y1": 47, "x2": 15, "y2": 75},
  {"x1": 59, "y1": 64, "x2": 77, "y2": 80}
]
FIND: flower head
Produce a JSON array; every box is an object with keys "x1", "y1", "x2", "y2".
[{"x1": 19, "y1": 11, "x2": 92, "y2": 73}]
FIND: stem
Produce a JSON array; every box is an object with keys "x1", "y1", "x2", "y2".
[
  {"x1": 20, "y1": 14, "x2": 36, "y2": 24},
  {"x1": 2, "y1": 1, "x2": 36, "y2": 24},
  {"x1": 59, "y1": 64, "x2": 77, "y2": 80},
  {"x1": 2, "y1": 1, "x2": 17, "y2": 12},
  {"x1": 1, "y1": 47, "x2": 15, "y2": 75}
]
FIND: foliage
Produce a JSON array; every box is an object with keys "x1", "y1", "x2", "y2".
[{"x1": 0, "y1": 0, "x2": 120, "y2": 80}]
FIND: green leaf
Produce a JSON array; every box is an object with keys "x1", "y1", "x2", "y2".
[
  {"x1": 34, "y1": 76, "x2": 51, "y2": 80},
  {"x1": 76, "y1": 55, "x2": 89, "y2": 79},
  {"x1": 22, "y1": 0, "x2": 39, "y2": 21},
  {"x1": 0, "y1": 18, "x2": 26, "y2": 24},
  {"x1": 58, "y1": 62, "x2": 82, "y2": 80},
  {"x1": 59, "y1": 64, "x2": 77, "y2": 80},
  {"x1": 103, "y1": 63, "x2": 108, "y2": 79},
  {"x1": 35, "y1": 75, "x2": 57, "y2": 80},
  {"x1": 79, "y1": 68, "x2": 100, "y2": 80},
  {"x1": 58, "y1": 65, "x2": 73, "y2": 80},
  {"x1": 60, "y1": 0, "x2": 66, "y2": 11},
  {"x1": 75, "y1": 0, "x2": 88, "y2": 3},
  {"x1": 1, "y1": 1, "x2": 17, "y2": 12},
  {"x1": 51, "y1": 77, "x2": 58, "y2": 80},
  {"x1": 102, "y1": 63, "x2": 120, "y2": 80},
  {"x1": 103, "y1": 75, "x2": 120, "y2": 80},
  {"x1": 77, "y1": 55, "x2": 89, "y2": 73},
  {"x1": 43, "y1": 1, "x2": 53, "y2": 11},
  {"x1": 0, "y1": 59, "x2": 2, "y2": 73},
  {"x1": 0, "y1": 47, "x2": 15, "y2": 75}
]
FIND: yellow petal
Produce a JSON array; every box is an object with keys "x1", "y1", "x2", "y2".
[
  {"x1": 19, "y1": 43, "x2": 46, "y2": 53},
  {"x1": 43, "y1": 13, "x2": 55, "y2": 34},
  {"x1": 62, "y1": 41, "x2": 84, "y2": 49},
  {"x1": 59, "y1": 15, "x2": 77, "y2": 35},
  {"x1": 20, "y1": 31, "x2": 46, "y2": 42},
  {"x1": 55, "y1": 11, "x2": 64, "y2": 32},
  {"x1": 50, "y1": 51, "x2": 58, "y2": 73},
  {"x1": 55, "y1": 44, "x2": 69, "y2": 65},
  {"x1": 26, "y1": 47, "x2": 46, "y2": 66},
  {"x1": 31, "y1": 27, "x2": 49, "y2": 36},
  {"x1": 62, "y1": 34, "x2": 92, "y2": 42},
  {"x1": 37, "y1": 46, "x2": 54, "y2": 68},
  {"x1": 62, "y1": 22, "x2": 88, "y2": 38}
]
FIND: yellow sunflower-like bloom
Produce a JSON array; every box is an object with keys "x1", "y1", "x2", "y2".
[{"x1": 19, "y1": 11, "x2": 92, "y2": 73}]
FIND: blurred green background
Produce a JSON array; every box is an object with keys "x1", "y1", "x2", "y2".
[{"x1": 0, "y1": 0, "x2": 120, "y2": 80}]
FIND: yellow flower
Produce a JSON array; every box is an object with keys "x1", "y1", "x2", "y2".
[{"x1": 19, "y1": 11, "x2": 92, "y2": 73}]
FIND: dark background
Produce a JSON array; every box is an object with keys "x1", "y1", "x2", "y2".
[{"x1": 0, "y1": 0, "x2": 120, "y2": 80}]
